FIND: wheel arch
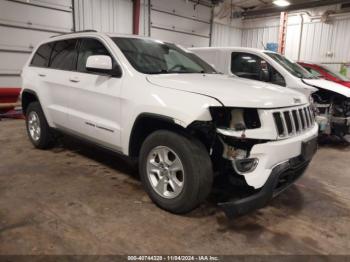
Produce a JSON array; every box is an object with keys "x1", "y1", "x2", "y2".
[
  {"x1": 128, "y1": 112, "x2": 217, "y2": 159},
  {"x1": 129, "y1": 113, "x2": 188, "y2": 158},
  {"x1": 132, "y1": 112, "x2": 212, "y2": 157},
  {"x1": 21, "y1": 89, "x2": 40, "y2": 115}
]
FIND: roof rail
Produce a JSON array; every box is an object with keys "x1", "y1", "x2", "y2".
[{"x1": 50, "y1": 29, "x2": 98, "y2": 38}]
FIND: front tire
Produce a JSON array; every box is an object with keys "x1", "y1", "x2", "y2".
[
  {"x1": 25, "y1": 102, "x2": 55, "y2": 149},
  {"x1": 139, "y1": 130, "x2": 213, "y2": 214}
]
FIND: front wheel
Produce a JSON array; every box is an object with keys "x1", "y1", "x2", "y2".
[
  {"x1": 139, "y1": 130, "x2": 213, "y2": 214},
  {"x1": 25, "y1": 102, "x2": 55, "y2": 149}
]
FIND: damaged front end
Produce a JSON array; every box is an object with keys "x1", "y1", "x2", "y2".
[
  {"x1": 188, "y1": 105, "x2": 317, "y2": 218},
  {"x1": 189, "y1": 107, "x2": 271, "y2": 177},
  {"x1": 208, "y1": 107, "x2": 268, "y2": 176},
  {"x1": 312, "y1": 91, "x2": 350, "y2": 141},
  {"x1": 189, "y1": 107, "x2": 274, "y2": 217}
]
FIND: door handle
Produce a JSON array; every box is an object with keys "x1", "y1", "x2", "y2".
[
  {"x1": 69, "y1": 77, "x2": 80, "y2": 83},
  {"x1": 38, "y1": 73, "x2": 46, "y2": 77}
]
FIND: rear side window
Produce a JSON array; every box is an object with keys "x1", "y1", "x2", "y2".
[
  {"x1": 31, "y1": 43, "x2": 53, "y2": 67},
  {"x1": 77, "y1": 38, "x2": 111, "y2": 73},
  {"x1": 50, "y1": 39, "x2": 78, "y2": 71}
]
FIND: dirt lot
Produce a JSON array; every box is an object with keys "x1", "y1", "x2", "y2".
[{"x1": 0, "y1": 119, "x2": 349, "y2": 255}]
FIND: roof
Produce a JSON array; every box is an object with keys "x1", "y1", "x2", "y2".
[
  {"x1": 190, "y1": 46, "x2": 277, "y2": 54},
  {"x1": 50, "y1": 31, "x2": 152, "y2": 40}
]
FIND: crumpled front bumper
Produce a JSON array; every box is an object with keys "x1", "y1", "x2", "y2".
[
  {"x1": 240, "y1": 124, "x2": 319, "y2": 189},
  {"x1": 218, "y1": 153, "x2": 313, "y2": 218}
]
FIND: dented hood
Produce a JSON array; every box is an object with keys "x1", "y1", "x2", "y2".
[
  {"x1": 147, "y1": 74, "x2": 308, "y2": 108},
  {"x1": 303, "y1": 78, "x2": 350, "y2": 98}
]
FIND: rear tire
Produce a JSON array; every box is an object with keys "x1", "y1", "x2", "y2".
[
  {"x1": 139, "y1": 130, "x2": 213, "y2": 214},
  {"x1": 25, "y1": 102, "x2": 55, "y2": 149}
]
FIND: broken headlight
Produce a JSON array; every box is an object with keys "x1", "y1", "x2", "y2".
[{"x1": 209, "y1": 107, "x2": 261, "y2": 130}]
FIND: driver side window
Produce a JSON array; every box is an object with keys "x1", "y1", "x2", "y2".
[
  {"x1": 231, "y1": 52, "x2": 286, "y2": 87},
  {"x1": 231, "y1": 53, "x2": 262, "y2": 81},
  {"x1": 77, "y1": 38, "x2": 113, "y2": 73}
]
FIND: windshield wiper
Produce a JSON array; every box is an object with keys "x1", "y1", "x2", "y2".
[{"x1": 147, "y1": 69, "x2": 169, "y2": 74}]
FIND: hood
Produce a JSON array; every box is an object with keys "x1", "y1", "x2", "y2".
[
  {"x1": 339, "y1": 81, "x2": 350, "y2": 88},
  {"x1": 147, "y1": 74, "x2": 308, "y2": 108},
  {"x1": 303, "y1": 79, "x2": 350, "y2": 98}
]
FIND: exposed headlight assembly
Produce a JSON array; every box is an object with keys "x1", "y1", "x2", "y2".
[{"x1": 209, "y1": 107, "x2": 261, "y2": 130}]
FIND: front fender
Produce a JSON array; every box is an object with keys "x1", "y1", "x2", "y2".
[{"x1": 120, "y1": 84, "x2": 222, "y2": 155}]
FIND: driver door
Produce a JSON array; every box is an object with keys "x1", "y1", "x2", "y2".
[
  {"x1": 67, "y1": 38, "x2": 123, "y2": 151},
  {"x1": 230, "y1": 52, "x2": 286, "y2": 87}
]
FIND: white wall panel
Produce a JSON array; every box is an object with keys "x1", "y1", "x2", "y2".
[
  {"x1": 0, "y1": 27, "x2": 56, "y2": 52},
  {"x1": 0, "y1": 53, "x2": 28, "y2": 74},
  {"x1": 211, "y1": 23, "x2": 241, "y2": 47},
  {"x1": 151, "y1": 28, "x2": 209, "y2": 47},
  {"x1": 0, "y1": 0, "x2": 73, "y2": 32},
  {"x1": 74, "y1": 0, "x2": 133, "y2": 34},
  {"x1": 10, "y1": 0, "x2": 72, "y2": 11},
  {"x1": 284, "y1": 23, "x2": 300, "y2": 60},
  {"x1": 150, "y1": 0, "x2": 212, "y2": 47},
  {"x1": 139, "y1": 0, "x2": 150, "y2": 36},
  {"x1": 241, "y1": 26, "x2": 279, "y2": 49},
  {"x1": 239, "y1": 13, "x2": 350, "y2": 67},
  {"x1": 0, "y1": 0, "x2": 73, "y2": 88},
  {"x1": 151, "y1": 0, "x2": 211, "y2": 23},
  {"x1": 0, "y1": 76, "x2": 21, "y2": 87},
  {"x1": 151, "y1": 10, "x2": 210, "y2": 38}
]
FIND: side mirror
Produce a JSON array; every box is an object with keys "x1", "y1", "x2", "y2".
[{"x1": 86, "y1": 55, "x2": 122, "y2": 77}]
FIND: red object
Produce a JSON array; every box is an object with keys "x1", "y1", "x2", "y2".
[
  {"x1": 0, "y1": 87, "x2": 21, "y2": 103},
  {"x1": 278, "y1": 12, "x2": 288, "y2": 55},
  {"x1": 133, "y1": 0, "x2": 141, "y2": 35},
  {"x1": 298, "y1": 62, "x2": 350, "y2": 88},
  {"x1": 0, "y1": 87, "x2": 21, "y2": 114}
]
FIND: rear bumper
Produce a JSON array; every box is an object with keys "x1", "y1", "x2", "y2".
[{"x1": 219, "y1": 155, "x2": 310, "y2": 218}]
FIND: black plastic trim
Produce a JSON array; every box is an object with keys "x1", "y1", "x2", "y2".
[{"x1": 218, "y1": 153, "x2": 314, "y2": 218}]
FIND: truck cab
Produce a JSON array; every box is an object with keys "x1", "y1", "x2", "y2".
[{"x1": 191, "y1": 47, "x2": 350, "y2": 142}]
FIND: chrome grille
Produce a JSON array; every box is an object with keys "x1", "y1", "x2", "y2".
[{"x1": 273, "y1": 106, "x2": 315, "y2": 138}]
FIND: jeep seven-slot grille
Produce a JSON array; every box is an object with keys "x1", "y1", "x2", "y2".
[{"x1": 273, "y1": 106, "x2": 315, "y2": 137}]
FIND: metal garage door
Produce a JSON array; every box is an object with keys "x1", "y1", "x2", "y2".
[
  {"x1": 0, "y1": 0, "x2": 73, "y2": 88},
  {"x1": 150, "y1": 0, "x2": 212, "y2": 47}
]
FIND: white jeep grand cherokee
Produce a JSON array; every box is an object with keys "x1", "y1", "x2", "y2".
[{"x1": 21, "y1": 31, "x2": 318, "y2": 217}]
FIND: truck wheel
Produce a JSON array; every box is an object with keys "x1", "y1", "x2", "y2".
[
  {"x1": 25, "y1": 102, "x2": 55, "y2": 149},
  {"x1": 139, "y1": 130, "x2": 213, "y2": 214}
]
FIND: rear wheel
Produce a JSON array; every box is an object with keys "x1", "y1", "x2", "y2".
[
  {"x1": 25, "y1": 102, "x2": 55, "y2": 149},
  {"x1": 139, "y1": 130, "x2": 213, "y2": 214}
]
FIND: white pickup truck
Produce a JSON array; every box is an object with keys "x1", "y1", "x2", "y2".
[
  {"x1": 191, "y1": 47, "x2": 350, "y2": 142},
  {"x1": 21, "y1": 32, "x2": 318, "y2": 217}
]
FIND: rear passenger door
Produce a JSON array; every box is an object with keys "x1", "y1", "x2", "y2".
[
  {"x1": 30, "y1": 39, "x2": 78, "y2": 128},
  {"x1": 66, "y1": 37, "x2": 123, "y2": 151},
  {"x1": 46, "y1": 39, "x2": 79, "y2": 127}
]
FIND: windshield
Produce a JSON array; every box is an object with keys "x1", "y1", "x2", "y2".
[
  {"x1": 320, "y1": 65, "x2": 350, "y2": 82},
  {"x1": 265, "y1": 52, "x2": 316, "y2": 79},
  {"x1": 111, "y1": 37, "x2": 216, "y2": 74}
]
